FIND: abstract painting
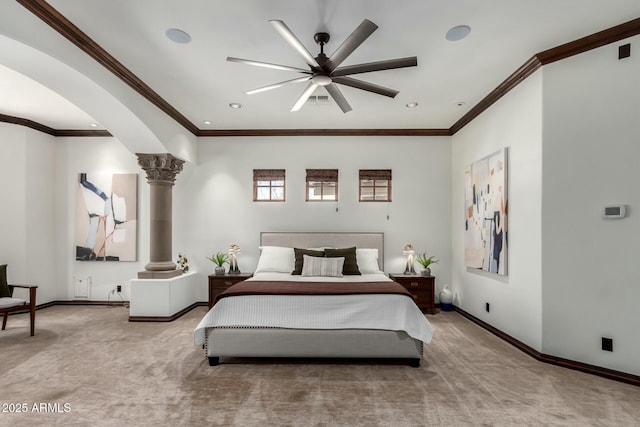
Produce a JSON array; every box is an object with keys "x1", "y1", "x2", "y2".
[
  {"x1": 464, "y1": 148, "x2": 508, "y2": 275},
  {"x1": 75, "y1": 172, "x2": 138, "y2": 261}
]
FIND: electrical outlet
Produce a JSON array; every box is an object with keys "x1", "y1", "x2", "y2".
[
  {"x1": 602, "y1": 337, "x2": 613, "y2": 352},
  {"x1": 116, "y1": 285, "x2": 122, "y2": 293},
  {"x1": 485, "y1": 302, "x2": 490, "y2": 313}
]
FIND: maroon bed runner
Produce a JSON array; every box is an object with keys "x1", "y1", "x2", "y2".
[{"x1": 215, "y1": 280, "x2": 413, "y2": 304}]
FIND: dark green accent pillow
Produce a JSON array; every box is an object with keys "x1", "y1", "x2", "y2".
[
  {"x1": 324, "y1": 247, "x2": 361, "y2": 275},
  {"x1": 292, "y1": 248, "x2": 325, "y2": 275},
  {"x1": 0, "y1": 264, "x2": 10, "y2": 298}
]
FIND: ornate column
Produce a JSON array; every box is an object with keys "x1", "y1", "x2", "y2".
[{"x1": 136, "y1": 153, "x2": 185, "y2": 279}]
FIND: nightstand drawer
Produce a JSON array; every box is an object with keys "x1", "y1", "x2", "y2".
[
  {"x1": 208, "y1": 273, "x2": 253, "y2": 308},
  {"x1": 389, "y1": 274, "x2": 436, "y2": 315},
  {"x1": 403, "y1": 280, "x2": 423, "y2": 289},
  {"x1": 214, "y1": 279, "x2": 236, "y2": 287}
]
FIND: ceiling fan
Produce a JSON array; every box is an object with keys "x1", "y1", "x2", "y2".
[{"x1": 227, "y1": 19, "x2": 417, "y2": 113}]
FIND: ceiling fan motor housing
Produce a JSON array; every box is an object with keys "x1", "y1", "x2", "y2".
[{"x1": 314, "y1": 32, "x2": 330, "y2": 46}]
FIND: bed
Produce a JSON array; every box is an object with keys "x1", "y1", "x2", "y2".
[{"x1": 194, "y1": 232, "x2": 433, "y2": 367}]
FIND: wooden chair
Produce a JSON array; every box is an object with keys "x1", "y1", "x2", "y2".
[{"x1": 0, "y1": 285, "x2": 37, "y2": 336}]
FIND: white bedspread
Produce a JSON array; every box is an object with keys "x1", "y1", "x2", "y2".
[{"x1": 194, "y1": 273, "x2": 434, "y2": 346}]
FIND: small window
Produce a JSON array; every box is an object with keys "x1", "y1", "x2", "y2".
[
  {"x1": 359, "y1": 169, "x2": 392, "y2": 202},
  {"x1": 253, "y1": 169, "x2": 285, "y2": 201},
  {"x1": 306, "y1": 169, "x2": 338, "y2": 201}
]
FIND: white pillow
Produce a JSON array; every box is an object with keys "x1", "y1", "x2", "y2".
[
  {"x1": 255, "y1": 246, "x2": 295, "y2": 274},
  {"x1": 301, "y1": 255, "x2": 344, "y2": 277},
  {"x1": 356, "y1": 248, "x2": 382, "y2": 274}
]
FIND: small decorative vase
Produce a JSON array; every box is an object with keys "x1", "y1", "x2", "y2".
[
  {"x1": 439, "y1": 285, "x2": 453, "y2": 311},
  {"x1": 421, "y1": 268, "x2": 431, "y2": 277},
  {"x1": 214, "y1": 266, "x2": 226, "y2": 275}
]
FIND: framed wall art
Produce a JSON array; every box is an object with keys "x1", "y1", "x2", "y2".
[
  {"x1": 464, "y1": 148, "x2": 508, "y2": 275},
  {"x1": 75, "y1": 172, "x2": 138, "y2": 261}
]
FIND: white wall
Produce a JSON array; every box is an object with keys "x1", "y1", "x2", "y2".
[
  {"x1": 16, "y1": 133, "x2": 450, "y2": 305},
  {"x1": 0, "y1": 124, "x2": 56, "y2": 304},
  {"x1": 541, "y1": 36, "x2": 640, "y2": 375},
  {"x1": 451, "y1": 71, "x2": 543, "y2": 351},
  {"x1": 0, "y1": 124, "x2": 27, "y2": 281},
  {"x1": 174, "y1": 136, "x2": 452, "y2": 302},
  {"x1": 55, "y1": 137, "x2": 150, "y2": 302}
]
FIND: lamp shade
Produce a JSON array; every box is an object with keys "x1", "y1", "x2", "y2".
[{"x1": 402, "y1": 243, "x2": 415, "y2": 255}]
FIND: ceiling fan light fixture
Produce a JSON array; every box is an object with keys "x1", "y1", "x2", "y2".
[
  {"x1": 165, "y1": 28, "x2": 192, "y2": 44},
  {"x1": 445, "y1": 25, "x2": 471, "y2": 42},
  {"x1": 312, "y1": 74, "x2": 332, "y2": 86}
]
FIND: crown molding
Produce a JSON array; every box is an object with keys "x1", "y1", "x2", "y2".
[
  {"x1": 0, "y1": 114, "x2": 112, "y2": 137},
  {"x1": 54, "y1": 129, "x2": 112, "y2": 137},
  {"x1": 16, "y1": 0, "x2": 200, "y2": 136},
  {"x1": 198, "y1": 128, "x2": 451, "y2": 137},
  {"x1": 537, "y1": 16, "x2": 640, "y2": 64},
  {"x1": 13, "y1": 2, "x2": 640, "y2": 138},
  {"x1": 0, "y1": 113, "x2": 56, "y2": 135},
  {"x1": 450, "y1": 56, "x2": 542, "y2": 135},
  {"x1": 450, "y1": 17, "x2": 640, "y2": 135}
]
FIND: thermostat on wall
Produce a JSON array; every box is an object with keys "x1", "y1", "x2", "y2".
[{"x1": 602, "y1": 205, "x2": 626, "y2": 219}]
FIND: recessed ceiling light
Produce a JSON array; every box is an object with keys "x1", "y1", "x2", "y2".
[
  {"x1": 90, "y1": 123, "x2": 99, "y2": 127},
  {"x1": 165, "y1": 28, "x2": 191, "y2": 44},
  {"x1": 203, "y1": 120, "x2": 211, "y2": 125},
  {"x1": 456, "y1": 101, "x2": 466, "y2": 107},
  {"x1": 405, "y1": 102, "x2": 418, "y2": 108},
  {"x1": 445, "y1": 25, "x2": 471, "y2": 42},
  {"x1": 229, "y1": 103, "x2": 242, "y2": 109}
]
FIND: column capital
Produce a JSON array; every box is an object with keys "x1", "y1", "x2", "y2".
[{"x1": 136, "y1": 153, "x2": 185, "y2": 184}]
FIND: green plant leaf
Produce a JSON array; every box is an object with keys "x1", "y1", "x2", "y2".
[{"x1": 206, "y1": 252, "x2": 228, "y2": 266}]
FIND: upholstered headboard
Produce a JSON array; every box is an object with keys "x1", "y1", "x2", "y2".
[{"x1": 260, "y1": 232, "x2": 384, "y2": 270}]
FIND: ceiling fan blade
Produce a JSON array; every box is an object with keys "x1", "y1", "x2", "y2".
[
  {"x1": 326, "y1": 19, "x2": 378, "y2": 72},
  {"x1": 227, "y1": 57, "x2": 311, "y2": 73},
  {"x1": 246, "y1": 76, "x2": 312, "y2": 95},
  {"x1": 332, "y1": 76, "x2": 399, "y2": 98},
  {"x1": 291, "y1": 82, "x2": 318, "y2": 112},
  {"x1": 332, "y1": 56, "x2": 418, "y2": 77},
  {"x1": 325, "y1": 83, "x2": 352, "y2": 113},
  {"x1": 270, "y1": 20, "x2": 320, "y2": 69}
]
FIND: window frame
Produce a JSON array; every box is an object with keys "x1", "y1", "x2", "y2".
[
  {"x1": 305, "y1": 169, "x2": 339, "y2": 202},
  {"x1": 359, "y1": 169, "x2": 392, "y2": 202},
  {"x1": 253, "y1": 169, "x2": 286, "y2": 202}
]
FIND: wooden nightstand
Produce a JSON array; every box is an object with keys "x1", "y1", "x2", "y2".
[
  {"x1": 208, "y1": 273, "x2": 253, "y2": 308},
  {"x1": 389, "y1": 273, "x2": 436, "y2": 314}
]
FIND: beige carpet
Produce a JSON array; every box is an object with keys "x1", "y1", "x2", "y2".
[{"x1": 1, "y1": 306, "x2": 639, "y2": 427}]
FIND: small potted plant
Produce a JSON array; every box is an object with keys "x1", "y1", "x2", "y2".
[
  {"x1": 206, "y1": 252, "x2": 228, "y2": 275},
  {"x1": 416, "y1": 253, "x2": 439, "y2": 276}
]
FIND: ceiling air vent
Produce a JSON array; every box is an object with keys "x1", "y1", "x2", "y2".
[{"x1": 306, "y1": 95, "x2": 331, "y2": 105}]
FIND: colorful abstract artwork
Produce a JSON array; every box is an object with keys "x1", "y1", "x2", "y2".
[
  {"x1": 464, "y1": 148, "x2": 508, "y2": 275},
  {"x1": 75, "y1": 173, "x2": 138, "y2": 261}
]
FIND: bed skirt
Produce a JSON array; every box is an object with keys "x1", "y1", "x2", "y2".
[{"x1": 205, "y1": 327, "x2": 424, "y2": 365}]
